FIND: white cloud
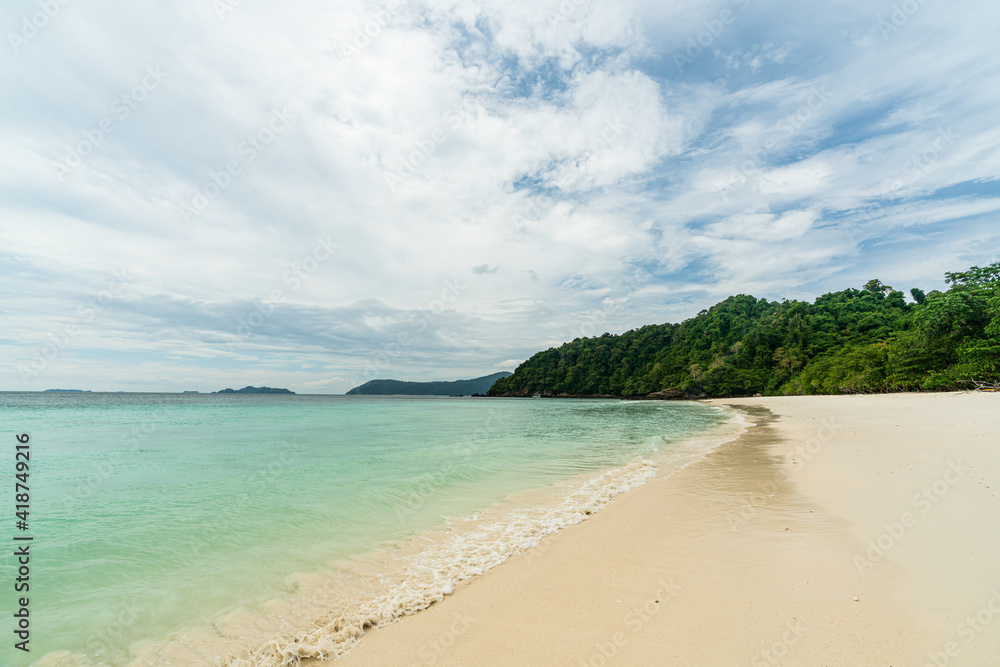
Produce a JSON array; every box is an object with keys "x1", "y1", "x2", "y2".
[{"x1": 1, "y1": 0, "x2": 999, "y2": 392}]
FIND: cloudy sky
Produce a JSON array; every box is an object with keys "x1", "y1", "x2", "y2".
[{"x1": 2, "y1": 0, "x2": 999, "y2": 393}]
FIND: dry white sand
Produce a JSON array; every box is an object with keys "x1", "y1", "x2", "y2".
[{"x1": 329, "y1": 393, "x2": 1000, "y2": 666}]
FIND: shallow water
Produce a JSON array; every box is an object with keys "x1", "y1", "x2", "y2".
[{"x1": 0, "y1": 392, "x2": 730, "y2": 665}]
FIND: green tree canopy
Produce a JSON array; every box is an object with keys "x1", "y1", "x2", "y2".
[{"x1": 490, "y1": 263, "x2": 1000, "y2": 397}]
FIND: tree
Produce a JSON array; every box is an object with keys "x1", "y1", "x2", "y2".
[
  {"x1": 945, "y1": 262, "x2": 1000, "y2": 289},
  {"x1": 488, "y1": 264, "x2": 1000, "y2": 398},
  {"x1": 864, "y1": 279, "x2": 893, "y2": 295}
]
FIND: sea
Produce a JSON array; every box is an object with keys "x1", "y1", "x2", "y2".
[{"x1": 0, "y1": 392, "x2": 742, "y2": 666}]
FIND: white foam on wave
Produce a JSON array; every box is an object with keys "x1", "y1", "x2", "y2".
[
  {"x1": 231, "y1": 407, "x2": 753, "y2": 666},
  {"x1": 234, "y1": 456, "x2": 659, "y2": 665},
  {"x1": 56, "y1": 405, "x2": 752, "y2": 667}
]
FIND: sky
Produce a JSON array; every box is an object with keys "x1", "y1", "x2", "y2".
[{"x1": 2, "y1": 0, "x2": 999, "y2": 394}]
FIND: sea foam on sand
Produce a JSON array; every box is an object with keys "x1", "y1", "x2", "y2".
[
  {"x1": 120, "y1": 409, "x2": 749, "y2": 666},
  {"x1": 334, "y1": 392, "x2": 1000, "y2": 667}
]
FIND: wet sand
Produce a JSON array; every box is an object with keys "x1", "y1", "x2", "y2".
[{"x1": 329, "y1": 393, "x2": 1000, "y2": 666}]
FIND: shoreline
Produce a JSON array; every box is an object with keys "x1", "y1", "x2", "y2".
[
  {"x1": 329, "y1": 392, "x2": 1000, "y2": 666},
  {"x1": 255, "y1": 404, "x2": 747, "y2": 665},
  {"x1": 104, "y1": 401, "x2": 736, "y2": 666}
]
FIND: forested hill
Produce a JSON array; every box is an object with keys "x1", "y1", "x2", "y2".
[
  {"x1": 488, "y1": 263, "x2": 1000, "y2": 398},
  {"x1": 347, "y1": 372, "x2": 512, "y2": 395}
]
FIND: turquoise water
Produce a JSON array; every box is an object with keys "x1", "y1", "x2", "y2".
[{"x1": 0, "y1": 393, "x2": 727, "y2": 665}]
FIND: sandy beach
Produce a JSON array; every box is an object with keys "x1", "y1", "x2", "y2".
[{"x1": 329, "y1": 392, "x2": 1000, "y2": 666}]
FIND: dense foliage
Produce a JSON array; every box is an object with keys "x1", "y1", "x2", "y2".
[{"x1": 489, "y1": 263, "x2": 1000, "y2": 398}]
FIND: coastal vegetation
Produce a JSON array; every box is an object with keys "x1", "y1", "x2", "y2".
[{"x1": 489, "y1": 263, "x2": 1000, "y2": 398}]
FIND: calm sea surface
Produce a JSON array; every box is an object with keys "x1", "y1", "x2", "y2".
[{"x1": 0, "y1": 392, "x2": 729, "y2": 665}]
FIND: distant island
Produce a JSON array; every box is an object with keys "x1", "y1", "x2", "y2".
[
  {"x1": 44, "y1": 389, "x2": 91, "y2": 392},
  {"x1": 182, "y1": 391, "x2": 200, "y2": 394},
  {"x1": 347, "y1": 372, "x2": 512, "y2": 396},
  {"x1": 214, "y1": 386, "x2": 295, "y2": 394}
]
